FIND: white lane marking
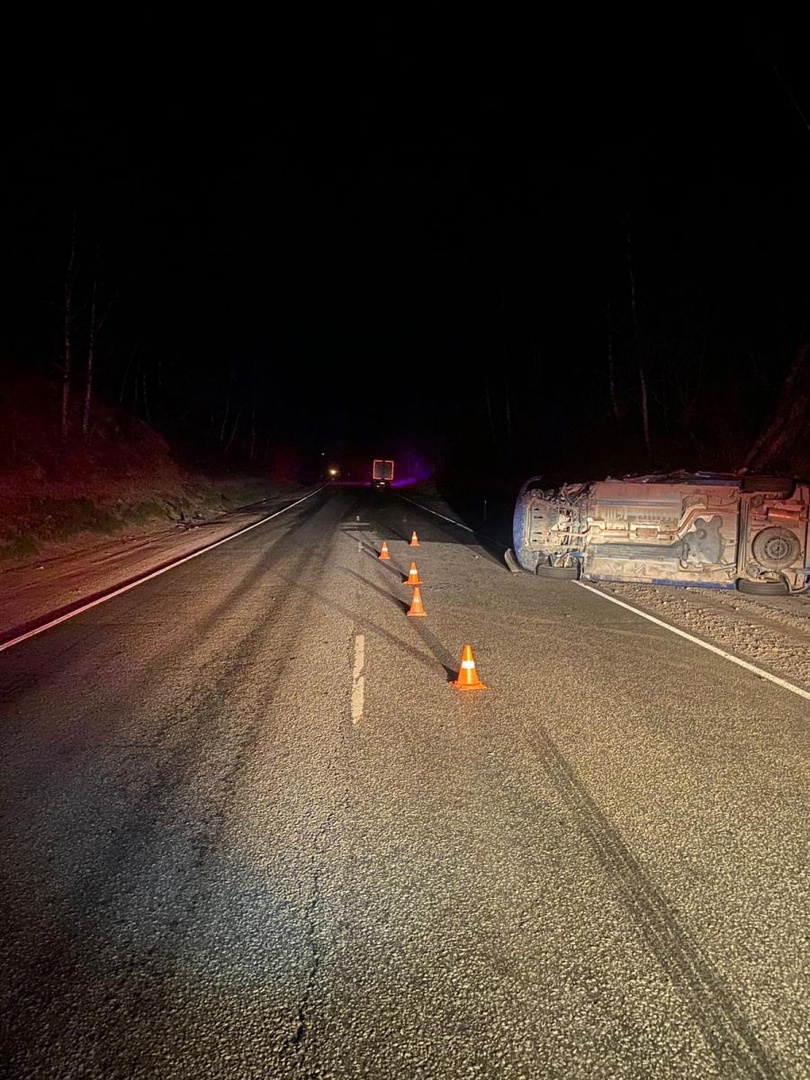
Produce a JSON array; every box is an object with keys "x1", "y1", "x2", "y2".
[
  {"x1": 575, "y1": 580, "x2": 810, "y2": 702},
  {"x1": 398, "y1": 496, "x2": 504, "y2": 548},
  {"x1": 351, "y1": 635, "x2": 365, "y2": 725},
  {"x1": 0, "y1": 490, "x2": 320, "y2": 654},
  {"x1": 398, "y1": 496, "x2": 475, "y2": 533}
]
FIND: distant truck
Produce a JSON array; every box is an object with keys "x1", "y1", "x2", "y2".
[{"x1": 372, "y1": 459, "x2": 395, "y2": 489}]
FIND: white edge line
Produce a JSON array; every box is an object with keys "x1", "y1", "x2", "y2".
[
  {"x1": 398, "y1": 496, "x2": 475, "y2": 533},
  {"x1": 575, "y1": 579, "x2": 810, "y2": 702},
  {"x1": 0, "y1": 490, "x2": 320, "y2": 654}
]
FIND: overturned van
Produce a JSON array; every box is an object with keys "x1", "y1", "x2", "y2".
[{"x1": 507, "y1": 471, "x2": 810, "y2": 595}]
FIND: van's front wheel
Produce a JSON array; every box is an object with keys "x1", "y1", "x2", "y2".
[{"x1": 536, "y1": 561, "x2": 580, "y2": 580}]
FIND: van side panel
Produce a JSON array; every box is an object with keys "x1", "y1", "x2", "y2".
[
  {"x1": 583, "y1": 481, "x2": 741, "y2": 587},
  {"x1": 510, "y1": 472, "x2": 809, "y2": 591}
]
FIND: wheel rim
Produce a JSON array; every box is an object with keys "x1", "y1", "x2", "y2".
[{"x1": 751, "y1": 526, "x2": 801, "y2": 569}]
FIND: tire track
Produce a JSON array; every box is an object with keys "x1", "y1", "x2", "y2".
[{"x1": 527, "y1": 722, "x2": 785, "y2": 1080}]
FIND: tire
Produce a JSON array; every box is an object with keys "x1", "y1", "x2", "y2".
[
  {"x1": 741, "y1": 475, "x2": 794, "y2": 497},
  {"x1": 751, "y1": 526, "x2": 801, "y2": 569},
  {"x1": 735, "y1": 578, "x2": 789, "y2": 596},
  {"x1": 536, "y1": 562, "x2": 580, "y2": 580}
]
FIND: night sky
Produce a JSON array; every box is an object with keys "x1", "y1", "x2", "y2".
[{"x1": 2, "y1": 19, "x2": 809, "y2": 484}]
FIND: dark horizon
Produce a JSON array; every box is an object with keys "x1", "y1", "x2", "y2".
[{"x1": 2, "y1": 20, "x2": 809, "y2": 484}]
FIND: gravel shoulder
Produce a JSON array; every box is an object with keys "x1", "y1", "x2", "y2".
[{"x1": 591, "y1": 581, "x2": 810, "y2": 698}]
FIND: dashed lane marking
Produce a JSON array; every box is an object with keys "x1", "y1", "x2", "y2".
[{"x1": 351, "y1": 635, "x2": 365, "y2": 725}]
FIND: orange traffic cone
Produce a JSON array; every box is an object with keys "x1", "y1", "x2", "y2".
[
  {"x1": 403, "y1": 562, "x2": 423, "y2": 586},
  {"x1": 406, "y1": 586, "x2": 427, "y2": 616},
  {"x1": 378, "y1": 540, "x2": 391, "y2": 560},
  {"x1": 409, "y1": 531, "x2": 420, "y2": 546},
  {"x1": 451, "y1": 644, "x2": 488, "y2": 690}
]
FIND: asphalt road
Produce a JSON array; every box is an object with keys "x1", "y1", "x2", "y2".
[{"x1": 1, "y1": 486, "x2": 808, "y2": 1079}]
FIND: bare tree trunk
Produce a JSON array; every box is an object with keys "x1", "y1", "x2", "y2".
[
  {"x1": 638, "y1": 362, "x2": 650, "y2": 455},
  {"x1": 142, "y1": 370, "x2": 150, "y2": 424},
  {"x1": 249, "y1": 395, "x2": 257, "y2": 463},
  {"x1": 484, "y1": 374, "x2": 497, "y2": 444},
  {"x1": 120, "y1": 343, "x2": 137, "y2": 404},
  {"x1": 605, "y1": 301, "x2": 622, "y2": 423},
  {"x1": 82, "y1": 270, "x2": 97, "y2": 440},
  {"x1": 83, "y1": 263, "x2": 113, "y2": 440},
  {"x1": 61, "y1": 216, "x2": 78, "y2": 440},
  {"x1": 219, "y1": 373, "x2": 232, "y2": 447},
  {"x1": 771, "y1": 63, "x2": 810, "y2": 138},
  {"x1": 744, "y1": 340, "x2": 810, "y2": 472},
  {"x1": 132, "y1": 352, "x2": 141, "y2": 416},
  {"x1": 224, "y1": 409, "x2": 242, "y2": 453},
  {"x1": 627, "y1": 226, "x2": 652, "y2": 457}
]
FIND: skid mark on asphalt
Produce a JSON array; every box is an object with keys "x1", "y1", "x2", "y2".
[
  {"x1": 287, "y1": 761, "x2": 353, "y2": 1067},
  {"x1": 528, "y1": 722, "x2": 781, "y2": 1080},
  {"x1": 289, "y1": 847, "x2": 324, "y2": 1051}
]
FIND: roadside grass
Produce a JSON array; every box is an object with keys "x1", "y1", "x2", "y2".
[
  {"x1": 125, "y1": 500, "x2": 175, "y2": 526},
  {"x1": 0, "y1": 477, "x2": 302, "y2": 567},
  {"x1": 1, "y1": 497, "x2": 121, "y2": 564},
  {"x1": 0, "y1": 533, "x2": 40, "y2": 564},
  {"x1": 0, "y1": 495, "x2": 181, "y2": 565},
  {"x1": 211, "y1": 481, "x2": 285, "y2": 508},
  {"x1": 30, "y1": 497, "x2": 121, "y2": 540}
]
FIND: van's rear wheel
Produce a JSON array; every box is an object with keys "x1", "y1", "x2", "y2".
[{"x1": 736, "y1": 578, "x2": 789, "y2": 596}]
